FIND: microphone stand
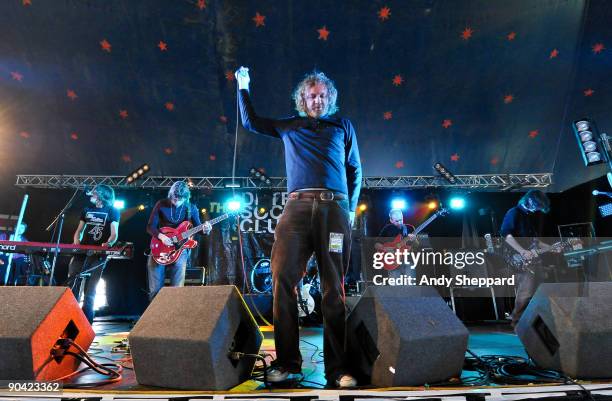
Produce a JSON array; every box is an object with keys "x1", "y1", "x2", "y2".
[{"x1": 45, "y1": 187, "x2": 81, "y2": 286}]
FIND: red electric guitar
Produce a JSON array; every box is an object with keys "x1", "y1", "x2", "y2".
[
  {"x1": 150, "y1": 213, "x2": 231, "y2": 265},
  {"x1": 380, "y1": 208, "x2": 448, "y2": 271}
]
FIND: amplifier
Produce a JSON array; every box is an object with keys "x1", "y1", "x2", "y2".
[{"x1": 164, "y1": 267, "x2": 205, "y2": 286}]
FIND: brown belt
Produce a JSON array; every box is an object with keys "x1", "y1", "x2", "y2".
[{"x1": 288, "y1": 191, "x2": 347, "y2": 201}]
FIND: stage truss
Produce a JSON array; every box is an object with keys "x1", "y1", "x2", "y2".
[{"x1": 15, "y1": 173, "x2": 552, "y2": 190}]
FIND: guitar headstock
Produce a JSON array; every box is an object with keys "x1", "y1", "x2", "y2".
[{"x1": 436, "y1": 207, "x2": 449, "y2": 217}]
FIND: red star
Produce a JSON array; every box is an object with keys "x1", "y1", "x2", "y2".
[
  {"x1": 158, "y1": 41, "x2": 168, "y2": 51},
  {"x1": 70, "y1": 133, "x2": 78, "y2": 140},
  {"x1": 22, "y1": 0, "x2": 31, "y2": 5},
  {"x1": 164, "y1": 147, "x2": 173, "y2": 155},
  {"x1": 549, "y1": 48, "x2": 559, "y2": 59},
  {"x1": 196, "y1": 0, "x2": 206, "y2": 10},
  {"x1": 507, "y1": 32, "x2": 516, "y2": 41},
  {"x1": 209, "y1": 154, "x2": 216, "y2": 161},
  {"x1": 392, "y1": 74, "x2": 403, "y2": 86},
  {"x1": 503, "y1": 94, "x2": 514, "y2": 104},
  {"x1": 490, "y1": 157, "x2": 499, "y2": 165},
  {"x1": 219, "y1": 115, "x2": 228, "y2": 123},
  {"x1": 450, "y1": 153, "x2": 460, "y2": 162},
  {"x1": 461, "y1": 27, "x2": 473, "y2": 40},
  {"x1": 383, "y1": 111, "x2": 392, "y2": 120},
  {"x1": 121, "y1": 154, "x2": 132, "y2": 163},
  {"x1": 529, "y1": 129, "x2": 539, "y2": 138},
  {"x1": 378, "y1": 6, "x2": 391, "y2": 21},
  {"x1": 66, "y1": 89, "x2": 78, "y2": 100},
  {"x1": 119, "y1": 110, "x2": 128, "y2": 119},
  {"x1": 442, "y1": 119, "x2": 452, "y2": 129},
  {"x1": 11, "y1": 72, "x2": 23, "y2": 82},
  {"x1": 100, "y1": 39, "x2": 112, "y2": 52},
  {"x1": 317, "y1": 26, "x2": 330, "y2": 41},
  {"x1": 165, "y1": 102, "x2": 174, "y2": 111},
  {"x1": 19, "y1": 131, "x2": 30, "y2": 139},
  {"x1": 584, "y1": 88, "x2": 594, "y2": 97},
  {"x1": 253, "y1": 12, "x2": 265, "y2": 27},
  {"x1": 225, "y1": 71, "x2": 235, "y2": 81},
  {"x1": 592, "y1": 42, "x2": 605, "y2": 54},
  {"x1": 395, "y1": 160, "x2": 405, "y2": 169}
]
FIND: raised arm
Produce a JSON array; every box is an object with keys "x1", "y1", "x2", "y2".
[{"x1": 235, "y1": 67, "x2": 281, "y2": 138}]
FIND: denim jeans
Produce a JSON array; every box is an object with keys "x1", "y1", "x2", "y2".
[
  {"x1": 68, "y1": 255, "x2": 108, "y2": 324},
  {"x1": 147, "y1": 250, "x2": 190, "y2": 301},
  {"x1": 271, "y1": 197, "x2": 351, "y2": 381}
]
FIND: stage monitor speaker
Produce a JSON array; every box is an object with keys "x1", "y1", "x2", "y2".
[
  {"x1": 516, "y1": 282, "x2": 612, "y2": 378},
  {"x1": 347, "y1": 286, "x2": 469, "y2": 387},
  {"x1": 0, "y1": 287, "x2": 95, "y2": 380},
  {"x1": 129, "y1": 285, "x2": 263, "y2": 390}
]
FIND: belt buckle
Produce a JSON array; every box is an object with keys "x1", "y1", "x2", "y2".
[{"x1": 320, "y1": 192, "x2": 334, "y2": 201}]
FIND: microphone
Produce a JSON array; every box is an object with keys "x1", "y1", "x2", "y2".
[
  {"x1": 592, "y1": 190, "x2": 612, "y2": 198},
  {"x1": 484, "y1": 233, "x2": 495, "y2": 254}
]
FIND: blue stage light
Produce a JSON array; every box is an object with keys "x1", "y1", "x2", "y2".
[
  {"x1": 227, "y1": 198, "x2": 242, "y2": 212},
  {"x1": 391, "y1": 198, "x2": 407, "y2": 210},
  {"x1": 113, "y1": 200, "x2": 125, "y2": 210},
  {"x1": 449, "y1": 197, "x2": 465, "y2": 210}
]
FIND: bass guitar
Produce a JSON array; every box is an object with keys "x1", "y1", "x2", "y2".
[
  {"x1": 380, "y1": 208, "x2": 449, "y2": 271},
  {"x1": 150, "y1": 213, "x2": 231, "y2": 265}
]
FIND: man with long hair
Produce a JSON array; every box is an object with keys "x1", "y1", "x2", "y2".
[
  {"x1": 235, "y1": 67, "x2": 362, "y2": 388},
  {"x1": 146, "y1": 181, "x2": 211, "y2": 300},
  {"x1": 69, "y1": 184, "x2": 119, "y2": 323},
  {"x1": 501, "y1": 189, "x2": 560, "y2": 327}
]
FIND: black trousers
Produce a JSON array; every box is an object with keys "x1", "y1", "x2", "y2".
[
  {"x1": 67, "y1": 255, "x2": 108, "y2": 324},
  {"x1": 271, "y1": 196, "x2": 351, "y2": 381}
]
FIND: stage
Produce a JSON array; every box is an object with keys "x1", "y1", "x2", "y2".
[{"x1": 1, "y1": 318, "x2": 609, "y2": 401}]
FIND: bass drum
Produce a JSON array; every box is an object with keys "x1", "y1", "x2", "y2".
[{"x1": 250, "y1": 258, "x2": 273, "y2": 294}]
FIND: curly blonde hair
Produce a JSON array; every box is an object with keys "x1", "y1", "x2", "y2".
[{"x1": 292, "y1": 71, "x2": 338, "y2": 117}]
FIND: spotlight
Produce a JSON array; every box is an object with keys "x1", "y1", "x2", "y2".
[
  {"x1": 259, "y1": 207, "x2": 266, "y2": 214},
  {"x1": 249, "y1": 167, "x2": 271, "y2": 186},
  {"x1": 427, "y1": 201, "x2": 438, "y2": 210},
  {"x1": 572, "y1": 119, "x2": 606, "y2": 167},
  {"x1": 227, "y1": 198, "x2": 242, "y2": 212},
  {"x1": 125, "y1": 163, "x2": 151, "y2": 184},
  {"x1": 137, "y1": 204, "x2": 145, "y2": 211},
  {"x1": 599, "y1": 203, "x2": 612, "y2": 218},
  {"x1": 391, "y1": 198, "x2": 407, "y2": 210},
  {"x1": 113, "y1": 200, "x2": 125, "y2": 210},
  {"x1": 201, "y1": 208, "x2": 207, "y2": 214},
  {"x1": 434, "y1": 162, "x2": 457, "y2": 184},
  {"x1": 449, "y1": 197, "x2": 465, "y2": 210},
  {"x1": 358, "y1": 203, "x2": 368, "y2": 212}
]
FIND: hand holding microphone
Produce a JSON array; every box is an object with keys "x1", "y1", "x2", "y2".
[{"x1": 235, "y1": 66, "x2": 250, "y2": 90}]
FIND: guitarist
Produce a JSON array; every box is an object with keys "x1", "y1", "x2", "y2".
[
  {"x1": 146, "y1": 181, "x2": 212, "y2": 301},
  {"x1": 500, "y1": 190, "x2": 560, "y2": 328},
  {"x1": 375, "y1": 209, "x2": 417, "y2": 278}
]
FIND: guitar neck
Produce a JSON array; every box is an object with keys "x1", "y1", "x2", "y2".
[{"x1": 181, "y1": 213, "x2": 230, "y2": 239}]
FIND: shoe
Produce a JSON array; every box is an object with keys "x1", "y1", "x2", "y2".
[
  {"x1": 266, "y1": 366, "x2": 289, "y2": 382},
  {"x1": 335, "y1": 373, "x2": 357, "y2": 388}
]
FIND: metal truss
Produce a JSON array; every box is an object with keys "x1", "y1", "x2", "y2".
[{"x1": 16, "y1": 173, "x2": 552, "y2": 190}]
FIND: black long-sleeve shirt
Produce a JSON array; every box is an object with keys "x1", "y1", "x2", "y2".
[
  {"x1": 146, "y1": 199, "x2": 201, "y2": 238},
  {"x1": 238, "y1": 89, "x2": 362, "y2": 211}
]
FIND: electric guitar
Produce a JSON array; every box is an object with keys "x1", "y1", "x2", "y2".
[
  {"x1": 380, "y1": 208, "x2": 449, "y2": 271},
  {"x1": 501, "y1": 239, "x2": 572, "y2": 272},
  {"x1": 150, "y1": 213, "x2": 231, "y2": 265}
]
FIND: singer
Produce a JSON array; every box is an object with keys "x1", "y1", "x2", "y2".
[{"x1": 235, "y1": 66, "x2": 362, "y2": 388}]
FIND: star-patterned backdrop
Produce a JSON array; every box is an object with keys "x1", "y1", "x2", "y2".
[{"x1": 1, "y1": 0, "x2": 611, "y2": 193}]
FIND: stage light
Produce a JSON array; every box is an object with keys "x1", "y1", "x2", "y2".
[
  {"x1": 227, "y1": 198, "x2": 242, "y2": 212},
  {"x1": 449, "y1": 197, "x2": 465, "y2": 210},
  {"x1": 113, "y1": 200, "x2": 125, "y2": 210},
  {"x1": 358, "y1": 203, "x2": 367, "y2": 212},
  {"x1": 137, "y1": 204, "x2": 145, "y2": 211},
  {"x1": 201, "y1": 208, "x2": 207, "y2": 214},
  {"x1": 125, "y1": 163, "x2": 151, "y2": 184},
  {"x1": 391, "y1": 198, "x2": 407, "y2": 209},
  {"x1": 599, "y1": 203, "x2": 612, "y2": 218},
  {"x1": 434, "y1": 162, "x2": 457, "y2": 184},
  {"x1": 572, "y1": 119, "x2": 606, "y2": 167},
  {"x1": 259, "y1": 207, "x2": 266, "y2": 214},
  {"x1": 428, "y1": 201, "x2": 438, "y2": 210},
  {"x1": 249, "y1": 167, "x2": 271, "y2": 186}
]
